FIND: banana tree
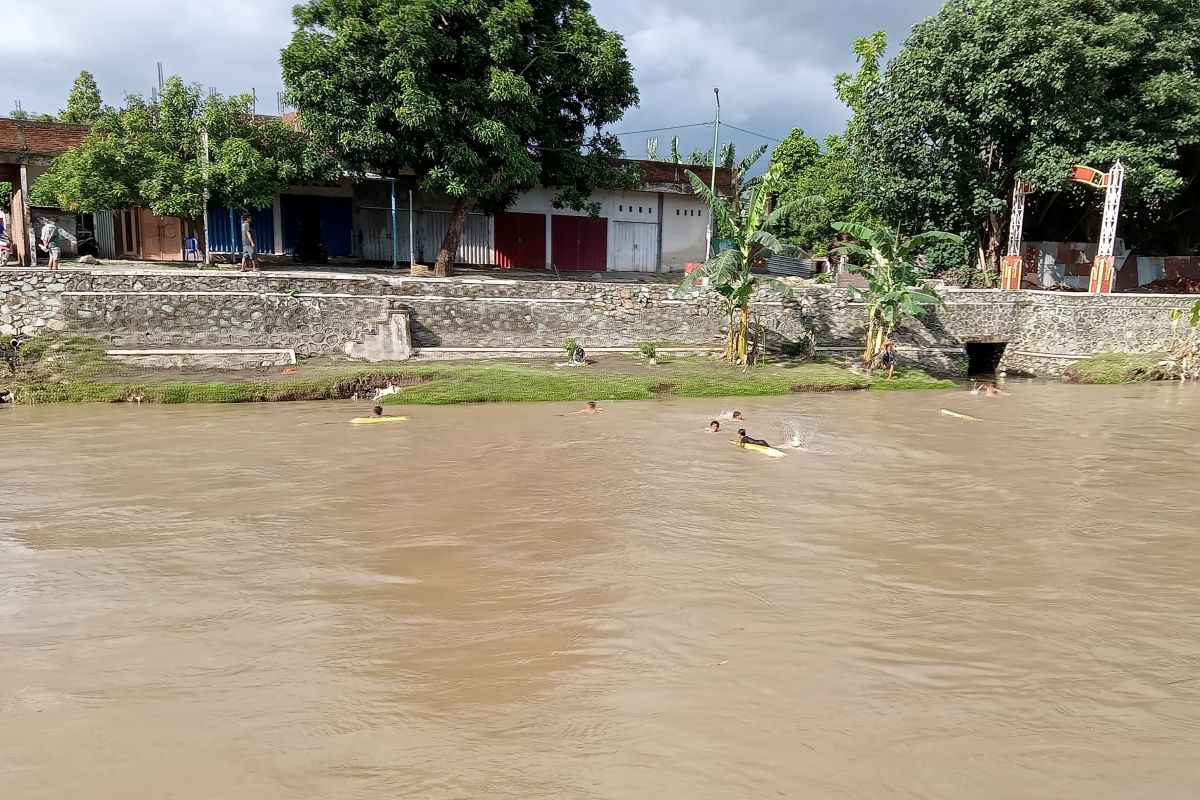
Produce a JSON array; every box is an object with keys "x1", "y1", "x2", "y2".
[
  {"x1": 831, "y1": 222, "x2": 963, "y2": 367},
  {"x1": 1168, "y1": 300, "x2": 1200, "y2": 371},
  {"x1": 678, "y1": 164, "x2": 822, "y2": 364}
]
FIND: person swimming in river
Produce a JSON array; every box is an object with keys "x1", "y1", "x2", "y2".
[
  {"x1": 718, "y1": 410, "x2": 745, "y2": 422},
  {"x1": 372, "y1": 405, "x2": 384, "y2": 417},
  {"x1": 582, "y1": 401, "x2": 602, "y2": 414},
  {"x1": 708, "y1": 420, "x2": 721, "y2": 433},
  {"x1": 971, "y1": 381, "x2": 1005, "y2": 397},
  {"x1": 737, "y1": 428, "x2": 770, "y2": 447}
]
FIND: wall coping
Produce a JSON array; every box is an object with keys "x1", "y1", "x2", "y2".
[{"x1": 6, "y1": 267, "x2": 1200, "y2": 302}]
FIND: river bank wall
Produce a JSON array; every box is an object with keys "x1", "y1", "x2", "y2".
[{"x1": 0, "y1": 268, "x2": 1192, "y2": 376}]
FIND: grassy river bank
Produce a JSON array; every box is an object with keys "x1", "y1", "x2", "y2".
[{"x1": 2, "y1": 337, "x2": 954, "y2": 405}]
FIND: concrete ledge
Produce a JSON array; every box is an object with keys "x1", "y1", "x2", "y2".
[
  {"x1": 1008, "y1": 350, "x2": 1090, "y2": 361},
  {"x1": 107, "y1": 348, "x2": 297, "y2": 370},
  {"x1": 413, "y1": 346, "x2": 715, "y2": 359}
]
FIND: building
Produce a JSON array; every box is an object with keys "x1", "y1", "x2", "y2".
[
  {"x1": 0, "y1": 118, "x2": 90, "y2": 265},
  {"x1": 347, "y1": 162, "x2": 729, "y2": 272},
  {"x1": 2, "y1": 116, "x2": 731, "y2": 272}
]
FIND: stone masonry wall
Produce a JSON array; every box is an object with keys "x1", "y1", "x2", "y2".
[{"x1": 1, "y1": 268, "x2": 1193, "y2": 376}]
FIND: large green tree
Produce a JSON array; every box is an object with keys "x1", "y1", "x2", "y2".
[
  {"x1": 282, "y1": 0, "x2": 639, "y2": 276},
  {"x1": 33, "y1": 76, "x2": 319, "y2": 224},
  {"x1": 857, "y1": 0, "x2": 1200, "y2": 282},
  {"x1": 59, "y1": 70, "x2": 103, "y2": 124}
]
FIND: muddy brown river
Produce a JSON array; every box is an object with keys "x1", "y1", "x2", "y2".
[{"x1": 2, "y1": 384, "x2": 1199, "y2": 799}]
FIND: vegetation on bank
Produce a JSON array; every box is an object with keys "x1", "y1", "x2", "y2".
[
  {"x1": 2, "y1": 337, "x2": 953, "y2": 405},
  {"x1": 1063, "y1": 354, "x2": 1175, "y2": 385}
]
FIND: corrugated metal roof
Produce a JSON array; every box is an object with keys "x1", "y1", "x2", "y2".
[{"x1": 766, "y1": 256, "x2": 813, "y2": 278}]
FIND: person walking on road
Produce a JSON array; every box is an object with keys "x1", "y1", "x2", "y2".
[
  {"x1": 40, "y1": 218, "x2": 62, "y2": 270},
  {"x1": 240, "y1": 214, "x2": 259, "y2": 272}
]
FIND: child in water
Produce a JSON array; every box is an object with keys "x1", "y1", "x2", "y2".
[
  {"x1": 582, "y1": 401, "x2": 602, "y2": 414},
  {"x1": 372, "y1": 405, "x2": 384, "y2": 417},
  {"x1": 708, "y1": 420, "x2": 721, "y2": 433},
  {"x1": 737, "y1": 428, "x2": 770, "y2": 447}
]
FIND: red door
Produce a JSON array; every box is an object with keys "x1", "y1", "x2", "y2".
[
  {"x1": 495, "y1": 212, "x2": 546, "y2": 269},
  {"x1": 551, "y1": 215, "x2": 608, "y2": 271}
]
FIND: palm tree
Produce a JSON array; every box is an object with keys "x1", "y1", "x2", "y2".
[
  {"x1": 831, "y1": 222, "x2": 962, "y2": 367},
  {"x1": 679, "y1": 164, "x2": 822, "y2": 364}
]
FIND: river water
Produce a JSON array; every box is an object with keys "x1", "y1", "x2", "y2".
[{"x1": 2, "y1": 384, "x2": 1199, "y2": 799}]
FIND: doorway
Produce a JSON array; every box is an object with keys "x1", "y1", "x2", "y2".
[{"x1": 966, "y1": 342, "x2": 1007, "y2": 376}]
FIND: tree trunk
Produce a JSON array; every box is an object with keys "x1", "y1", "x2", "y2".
[
  {"x1": 433, "y1": 196, "x2": 471, "y2": 278},
  {"x1": 975, "y1": 214, "x2": 1002, "y2": 287},
  {"x1": 863, "y1": 314, "x2": 882, "y2": 366},
  {"x1": 735, "y1": 306, "x2": 750, "y2": 364}
]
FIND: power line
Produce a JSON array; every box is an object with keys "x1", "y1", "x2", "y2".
[
  {"x1": 609, "y1": 121, "x2": 713, "y2": 136},
  {"x1": 720, "y1": 123, "x2": 785, "y2": 144},
  {"x1": 609, "y1": 120, "x2": 786, "y2": 144}
]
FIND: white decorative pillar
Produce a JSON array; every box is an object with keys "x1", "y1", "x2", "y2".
[{"x1": 1089, "y1": 161, "x2": 1125, "y2": 293}]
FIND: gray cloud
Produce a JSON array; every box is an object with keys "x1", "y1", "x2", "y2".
[{"x1": 3, "y1": 0, "x2": 942, "y2": 159}]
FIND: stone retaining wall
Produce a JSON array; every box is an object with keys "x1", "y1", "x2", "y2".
[{"x1": 1, "y1": 267, "x2": 1194, "y2": 376}]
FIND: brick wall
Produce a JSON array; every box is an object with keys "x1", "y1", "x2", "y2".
[{"x1": 0, "y1": 119, "x2": 90, "y2": 160}]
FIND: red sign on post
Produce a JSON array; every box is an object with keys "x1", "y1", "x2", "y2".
[{"x1": 1071, "y1": 165, "x2": 1108, "y2": 189}]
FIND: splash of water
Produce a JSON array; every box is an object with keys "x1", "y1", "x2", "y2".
[{"x1": 776, "y1": 415, "x2": 825, "y2": 451}]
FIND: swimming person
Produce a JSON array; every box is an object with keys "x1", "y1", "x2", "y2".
[
  {"x1": 372, "y1": 405, "x2": 384, "y2": 417},
  {"x1": 583, "y1": 401, "x2": 602, "y2": 414},
  {"x1": 719, "y1": 410, "x2": 745, "y2": 421},
  {"x1": 737, "y1": 428, "x2": 770, "y2": 447},
  {"x1": 971, "y1": 382, "x2": 1005, "y2": 397},
  {"x1": 709, "y1": 420, "x2": 721, "y2": 433}
]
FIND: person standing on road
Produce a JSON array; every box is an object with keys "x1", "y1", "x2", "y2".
[
  {"x1": 240, "y1": 214, "x2": 258, "y2": 272},
  {"x1": 40, "y1": 218, "x2": 62, "y2": 270}
]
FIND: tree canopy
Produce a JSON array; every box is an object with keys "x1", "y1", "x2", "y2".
[
  {"x1": 32, "y1": 76, "x2": 320, "y2": 219},
  {"x1": 60, "y1": 70, "x2": 103, "y2": 124},
  {"x1": 281, "y1": 0, "x2": 639, "y2": 275},
  {"x1": 856, "y1": 0, "x2": 1200, "y2": 280}
]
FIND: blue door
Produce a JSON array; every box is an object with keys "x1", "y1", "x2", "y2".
[
  {"x1": 281, "y1": 195, "x2": 354, "y2": 257},
  {"x1": 206, "y1": 206, "x2": 274, "y2": 253},
  {"x1": 319, "y1": 197, "x2": 354, "y2": 257}
]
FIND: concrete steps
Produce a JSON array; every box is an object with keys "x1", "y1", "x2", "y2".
[{"x1": 344, "y1": 311, "x2": 413, "y2": 362}]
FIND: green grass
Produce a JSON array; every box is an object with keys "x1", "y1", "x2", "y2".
[
  {"x1": 6, "y1": 344, "x2": 955, "y2": 405},
  {"x1": 1064, "y1": 353, "x2": 1171, "y2": 385}
]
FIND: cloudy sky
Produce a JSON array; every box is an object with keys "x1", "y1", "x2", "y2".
[{"x1": 2, "y1": 0, "x2": 942, "y2": 158}]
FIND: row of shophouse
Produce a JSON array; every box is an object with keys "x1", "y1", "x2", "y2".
[
  {"x1": 1, "y1": 117, "x2": 730, "y2": 272},
  {"x1": 8, "y1": 117, "x2": 1198, "y2": 288}
]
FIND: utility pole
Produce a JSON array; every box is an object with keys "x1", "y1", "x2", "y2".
[
  {"x1": 200, "y1": 128, "x2": 212, "y2": 264},
  {"x1": 389, "y1": 178, "x2": 399, "y2": 268},
  {"x1": 705, "y1": 87, "x2": 721, "y2": 261}
]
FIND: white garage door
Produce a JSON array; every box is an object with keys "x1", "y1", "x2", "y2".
[{"x1": 609, "y1": 221, "x2": 659, "y2": 272}]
